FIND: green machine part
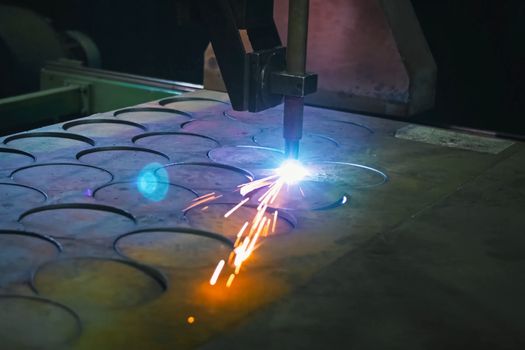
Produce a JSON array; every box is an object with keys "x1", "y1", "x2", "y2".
[{"x1": 0, "y1": 61, "x2": 199, "y2": 135}]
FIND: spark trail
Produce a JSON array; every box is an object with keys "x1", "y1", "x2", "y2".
[{"x1": 202, "y1": 160, "x2": 309, "y2": 288}]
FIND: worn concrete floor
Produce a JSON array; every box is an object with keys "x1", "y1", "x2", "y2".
[{"x1": 0, "y1": 90, "x2": 524, "y2": 349}]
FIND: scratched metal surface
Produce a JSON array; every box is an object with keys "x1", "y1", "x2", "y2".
[{"x1": 0, "y1": 90, "x2": 523, "y2": 349}]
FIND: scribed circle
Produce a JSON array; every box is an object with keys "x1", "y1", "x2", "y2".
[
  {"x1": 19, "y1": 203, "x2": 137, "y2": 238},
  {"x1": 3, "y1": 132, "x2": 95, "y2": 146},
  {"x1": 224, "y1": 108, "x2": 283, "y2": 125},
  {"x1": 0, "y1": 230, "x2": 61, "y2": 287},
  {"x1": 77, "y1": 146, "x2": 170, "y2": 170},
  {"x1": 159, "y1": 96, "x2": 229, "y2": 112},
  {"x1": 159, "y1": 161, "x2": 253, "y2": 190},
  {"x1": 316, "y1": 119, "x2": 375, "y2": 136},
  {"x1": 114, "y1": 227, "x2": 233, "y2": 269},
  {"x1": 3, "y1": 132, "x2": 95, "y2": 154},
  {"x1": 0, "y1": 182, "x2": 47, "y2": 207},
  {"x1": 0, "y1": 295, "x2": 81, "y2": 349},
  {"x1": 31, "y1": 257, "x2": 167, "y2": 309},
  {"x1": 93, "y1": 181, "x2": 197, "y2": 212},
  {"x1": 253, "y1": 129, "x2": 340, "y2": 159},
  {"x1": 62, "y1": 118, "x2": 147, "y2": 138},
  {"x1": 308, "y1": 161, "x2": 388, "y2": 189},
  {"x1": 0, "y1": 147, "x2": 35, "y2": 169},
  {"x1": 10, "y1": 162, "x2": 113, "y2": 196},
  {"x1": 208, "y1": 145, "x2": 285, "y2": 169},
  {"x1": 185, "y1": 203, "x2": 295, "y2": 239},
  {"x1": 114, "y1": 107, "x2": 192, "y2": 125},
  {"x1": 182, "y1": 119, "x2": 260, "y2": 139},
  {"x1": 247, "y1": 181, "x2": 348, "y2": 211},
  {"x1": 132, "y1": 131, "x2": 220, "y2": 154}
]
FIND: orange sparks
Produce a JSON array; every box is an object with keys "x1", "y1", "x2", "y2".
[
  {"x1": 239, "y1": 175, "x2": 277, "y2": 196},
  {"x1": 192, "y1": 192, "x2": 215, "y2": 202},
  {"x1": 262, "y1": 218, "x2": 271, "y2": 237},
  {"x1": 234, "y1": 221, "x2": 250, "y2": 247},
  {"x1": 228, "y1": 251, "x2": 235, "y2": 265},
  {"x1": 207, "y1": 163, "x2": 301, "y2": 285},
  {"x1": 246, "y1": 217, "x2": 267, "y2": 257},
  {"x1": 226, "y1": 273, "x2": 235, "y2": 288},
  {"x1": 269, "y1": 180, "x2": 284, "y2": 204},
  {"x1": 183, "y1": 194, "x2": 223, "y2": 212},
  {"x1": 224, "y1": 197, "x2": 250, "y2": 218},
  {"x1": 210, "y1": 259, "x2": 225, "y2": 285}
]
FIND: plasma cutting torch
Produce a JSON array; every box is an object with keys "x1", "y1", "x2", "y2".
[{"x1": 198, "y1": 0, "x2": 317, "y2": 159}]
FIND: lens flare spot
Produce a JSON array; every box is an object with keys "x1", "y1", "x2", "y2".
[
  {"x1": 136, "y1": 162, "x2": 169, "y2": 202},
  {"x1": 276, "y1": 159, "x2": 309, "y2": 184},
  {"x1": 187, "y1": 316, "x2": 195, "y2": 324}
]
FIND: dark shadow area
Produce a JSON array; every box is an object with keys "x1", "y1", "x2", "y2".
[
  {"x1": 411, "y1": 0, "x2": 525, "y2": 136},
  {"x1": 1, "y1": 0, "x2": 524, "y2": 135}
]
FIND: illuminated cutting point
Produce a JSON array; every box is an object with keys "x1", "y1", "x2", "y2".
[
  {"x1": 187, "y1": 316, "x2": 195, "y2": 324},
  {"x1": 276, "y1": 159, "x2": 309, "y2": 185}
]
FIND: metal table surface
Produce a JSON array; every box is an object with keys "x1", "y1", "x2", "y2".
[{"x1": 1, "y1": 90, "x2": 524, "y2": 349}]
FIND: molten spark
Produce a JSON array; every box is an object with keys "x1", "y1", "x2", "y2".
[
  {"x1": 192, "y1": 192, "x2": 215, "y2": 202},
  {"x1": 204, "y1": 160, "x2": 309, "y2": 288},
  {"x1": 183, "y1": 194, "x2": 222, "y2": 212},
  {"x1": 272, "y1": 211, "x2": 279, "y2": 233},
  {"x1": 224, "y1": 197, "x2": 250, "y2": 218},
  {"x1": 226, "y1": 273, "x2": 235, "y2": 288},
  {"x1": 210, "y1": 259, "x2": 225, "y2": 285}
]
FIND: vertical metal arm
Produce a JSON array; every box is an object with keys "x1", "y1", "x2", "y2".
[
  {"x1": 198, "y1": 0, "x2": 250, "y2": 110},
  {"x1": 283, "y1": 0, "x2": 310, "y2": 159},
  {"x1": 198, "y1": 0, "x2": 285, "y2": 112}
]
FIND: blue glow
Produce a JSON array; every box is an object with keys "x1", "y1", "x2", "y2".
[
  {"x1": 136, "y1": 163, "x2": 169, "y2": 202},
  {"x1": 276, "y1": 159, "x2": 309, "y2": 185}
]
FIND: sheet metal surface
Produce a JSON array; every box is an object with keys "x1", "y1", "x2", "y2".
[{"x1": 0, "y1": 90, "x2": 523, "y2": 349}]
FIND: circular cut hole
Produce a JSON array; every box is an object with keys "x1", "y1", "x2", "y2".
[
  {"x1": 10, "y1": 163, "x2": 113, "y2": 197},
  {"x1": 311, "y1": 119, "x2": 374, "y2": 139},
  {"x1": 114, "y1": 228, "x2": 232, "y2": 269},
  {"x1": 32, "y1": 258, "x2": 166, "y2": 309},
  {"x1": 77, "y1": 146, "x2": 169, "y2": 170},
  {"x1": 224, "y1": 107, "x2": 283, "y2": 125},
  {"x1": 185, "y1": 203, "x2": 294, "y2": 239},
  {"x1": 159, "y1": 96, "x2": 228, "y2": 112},
  {"x1": 133, "y1": 132, "x2": 219, "y2": 155},
  {"x1": 114, "y1": 107, "x2": 191, "y2": 126},
  {"x1": 93, "y1": 181, "x2": 197, "y2": 212},
  {"x1": 0, "y1": 230, "x2": 61, "y2": 287},
  {"x1": 0, "y1": 295, "x2": 81, "y2": 349},
  {"x1": 63, "y1": 119, "x2": 146, "y2": 138},
  {"x1": 253, "y1": 129, "x2": 340, "y2": 160},
  {"x1": 19, "y1": 203, "x2": 136, "y2": 238},
  {"x1": 182, "y1": 119, "x2": 259, "y2": 139},
  {"x1": 160, "y1": 162, "x2": 253, "y2": 190},
  {"x1": 0, "y1": 148, "x2": 35, "y2": 170},
  {"x1": 208, "y1": 145, "x2": 285, "y2": 169},
  {"x1": 308, "y1": 161, "x2": 388, "y2": 189},
  {"x1": 3, "y1": 132, "x2": 94, "y2": 155},
  {"x1": 0, "y1": 183, "x2": 46, "y2": 211},
  {"x1": 248, "y1": 181, "x2": 348, "y2": 210}
]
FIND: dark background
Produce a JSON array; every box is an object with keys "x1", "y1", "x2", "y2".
[{"x1": 1, "y1": 0, "x2": 524, "y2": 136}]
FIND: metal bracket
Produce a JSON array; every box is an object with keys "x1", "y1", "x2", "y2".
[
  {"x1": 270, "y1": 71, "x2": 318, "y2": 97},
  {"x1": 63, "y1": 80, "x2": 91, "y2": 114},
  {"x1": 247, "y1": 46, "x2": 286, "y2": 112}
]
